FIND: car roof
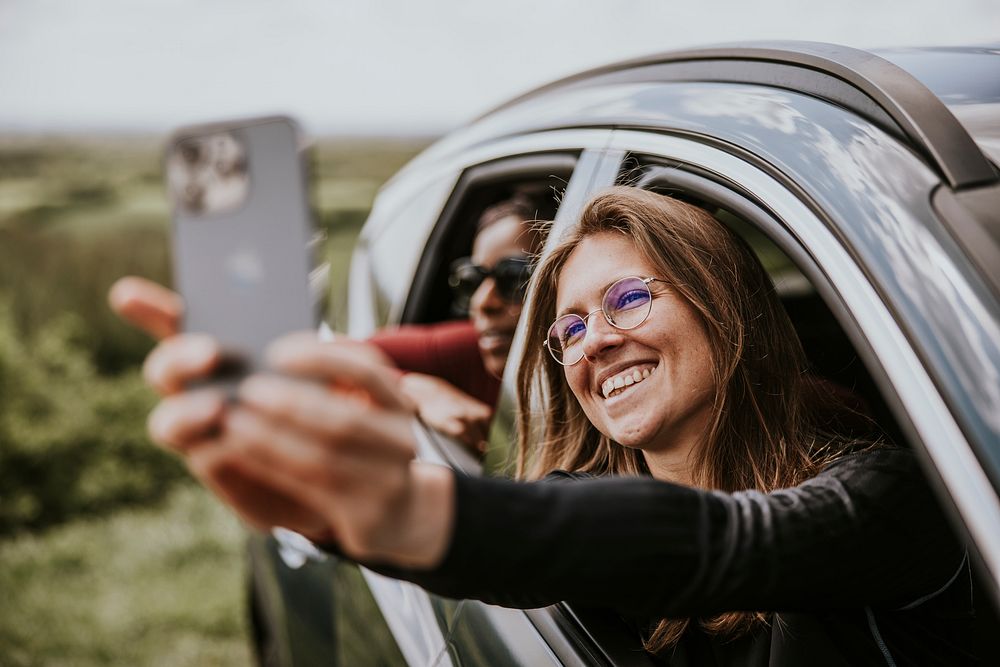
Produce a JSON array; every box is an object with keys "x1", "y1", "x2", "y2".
[{"x1": 397, "y1": 42, "x2": 998, "y2": 193}]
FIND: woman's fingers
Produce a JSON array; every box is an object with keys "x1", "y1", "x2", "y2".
[
  {"x1": 462, "y1": 418, "x2": 491, "y2": 452},
  {"x1": 429, "y1": 405, "x2": 491, "y2": 452},
  {"x1": 225, "y1": 407, "x2": 409, "y2": 504},
  {"x1": 398, "y1": 372, "x2": 490, "y2": 450},
  {"x1": 108, "y1": 276, "x2": 184, "y2": 340},
  {"x1": 265, "y1": 333, "x2": 409, "y2": 411},
  {"x1": 238, "y1": 374, "x2": 417, "y2": 461},
  {"x1": 185, "y1": 440, "x2": 332, "y2": 539},
  {"x1": 226, "y1": 407, "x2": 339, "y2": 482},
  {"x1": 143, "y1": 333, "x2": 221, "y2": 395},
  {"x1": 148, "y1": 388, "x2": 226, "y2": 451}
]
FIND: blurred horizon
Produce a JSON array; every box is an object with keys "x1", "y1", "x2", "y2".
[{"x1": 0, "y1": 129, "x2": 443, "y2": 140}]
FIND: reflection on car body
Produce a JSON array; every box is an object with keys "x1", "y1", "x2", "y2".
[{"x1": 248, "y1": 41, "x2": 1000, "y2": 665}]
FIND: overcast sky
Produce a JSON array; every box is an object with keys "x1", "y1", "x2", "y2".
[{"x1": 2, "y1": 0, "x2": 998, "y2": 136}]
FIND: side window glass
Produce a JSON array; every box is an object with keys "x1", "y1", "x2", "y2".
[
  {"x1": 402, "y1": 154, "x2": 576, "y2": 326},
  {"x1": 633, "y1": 165, "x2": 898, "y2": 442}
]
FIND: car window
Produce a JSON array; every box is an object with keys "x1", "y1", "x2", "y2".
[
  {"x1": 626, "y1": 156, "x2": 1000, "y2": 647},
  {"x1": 399, "y1": 152, "x2": 578, "y2": 472},
  {"x1": 401, "y1": 152, "x2": 577, "y2": 326},
  {"x1": 483, "y1": 146, "x2": 627, "y2": 479}
]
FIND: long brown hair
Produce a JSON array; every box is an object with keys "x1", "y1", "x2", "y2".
[{"x1": 515, "y1": 187, "x2": 848, "y2": 652}]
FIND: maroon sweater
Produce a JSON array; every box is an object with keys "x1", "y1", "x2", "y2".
[{"x1": 368, "y1": 320, "x2": 500, "y2": 409}]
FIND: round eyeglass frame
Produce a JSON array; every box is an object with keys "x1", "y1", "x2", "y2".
[{"x1": 544, "y1": 276, "x2": 664, "y2": 366}]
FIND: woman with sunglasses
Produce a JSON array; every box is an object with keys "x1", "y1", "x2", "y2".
[
  {"x1": 367, "y1": 196, "x2": 539, "y2": 451},
  {"x1": 133, "y1": 187, "x2": 972, "y2": 664}
]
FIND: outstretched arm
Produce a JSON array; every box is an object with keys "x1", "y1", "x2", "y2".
[
  {"x1": 230, "y1": 335, "x2": 963, "y2": 618},
  {"x1": 369, "y1": 448, "x2": 964, "y2": 619}
]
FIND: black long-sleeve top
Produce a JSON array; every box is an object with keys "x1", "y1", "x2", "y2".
[{"x1": 356, "y1": 448, "x2": 977, "y2": 665}]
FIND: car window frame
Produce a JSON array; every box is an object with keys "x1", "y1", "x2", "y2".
[{"x1": 477, "y1": 131, "x2": 1000, "y2": 660}]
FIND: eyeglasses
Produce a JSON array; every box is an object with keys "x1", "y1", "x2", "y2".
[
  {"x1": 448, "y1": 256, "x2": 533, "y2": 309},
  {"x1": 545, "y1": 276, "x2": 664, "y2": 366}
]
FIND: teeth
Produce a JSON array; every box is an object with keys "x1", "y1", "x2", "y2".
[{"x1": 601, "y1": 365, "x2": 656, "y2": 399}]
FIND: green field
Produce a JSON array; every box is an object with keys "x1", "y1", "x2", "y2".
[{"x1": 0, "y1": 134, "x2": 429, "y2": 665}]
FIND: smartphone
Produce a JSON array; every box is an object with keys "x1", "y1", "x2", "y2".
[{"x1": 165, "y1": 115, "x2": 318, "y2": 388}]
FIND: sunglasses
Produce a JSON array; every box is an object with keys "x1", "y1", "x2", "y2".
[
  {"x1": 448, "y1": 255, "x2": 533, "y2": 308},
  {"x1": 545, "y1": 276, "x2": 665, "y2": 366}
]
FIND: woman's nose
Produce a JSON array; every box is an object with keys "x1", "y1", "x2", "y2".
[
  {"x1": 582, "y1": 312, "x2": 623, "y2": 361},
  {"x1": 470, "y1": 277, "x2": 503, "y2": 316}
]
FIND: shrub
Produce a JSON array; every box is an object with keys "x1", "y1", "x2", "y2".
[{"x1": 0, "y1": 301, "x2": 187, "y2": 535}]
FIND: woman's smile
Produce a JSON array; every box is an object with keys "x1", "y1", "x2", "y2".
[{"x1": 598, "y1": 362, "x2": 657, "y2": 400}]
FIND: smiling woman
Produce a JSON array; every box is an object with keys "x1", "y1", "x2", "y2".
[
  {"x1": 512, "y1": 186, "x2": 909, "y2": 652},
  {"x1": 366, "y1": 196, "x2": 541, "y2": 451}
]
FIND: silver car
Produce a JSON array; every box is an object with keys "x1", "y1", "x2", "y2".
[{"x1": 247, "y1": 41, "x2": 1000, "y2": 665}]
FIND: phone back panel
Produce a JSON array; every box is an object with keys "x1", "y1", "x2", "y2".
[{"x1": 167, "y1": 116, "x2": 316, "y2": 374}]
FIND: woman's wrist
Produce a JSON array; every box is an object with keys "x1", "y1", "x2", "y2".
[
  {"x1": 397, "y1": 372, "x2": 434, "y2": 415},
  {"x1": 386, "y1": 462, "x2": 456, "y2": 570}
]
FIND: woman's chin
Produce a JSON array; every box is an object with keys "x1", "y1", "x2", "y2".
[
  {"x1": 607, "y1": 424, "x2": 659, "y2": 451},
  {"x1": 480, "y1": 350, "x2": 508, "y2": 379},
  {"x1": 607, "y1": 415, "x2": 687, "y2": 455}
]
